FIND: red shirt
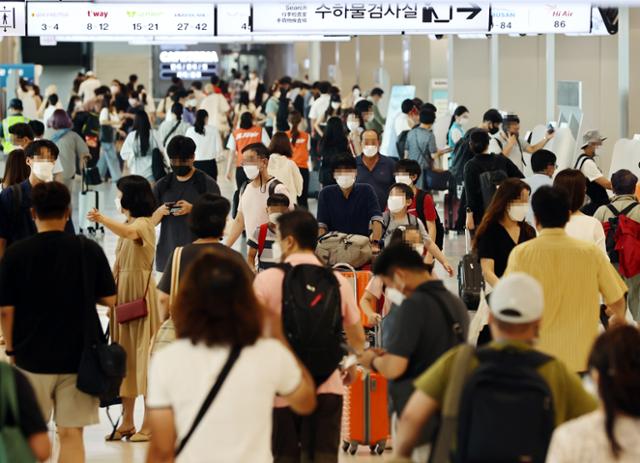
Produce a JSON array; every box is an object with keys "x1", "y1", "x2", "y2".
[{"x1": 408, "y1": 189, "x2": 437, "y2": 222}]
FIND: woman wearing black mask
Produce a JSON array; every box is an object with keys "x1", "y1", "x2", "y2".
[{"x1": 151, "y1": 135, "x2": 221, "y2": 272}]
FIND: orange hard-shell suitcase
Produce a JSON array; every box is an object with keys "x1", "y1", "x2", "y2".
[{"x1": 333, "y1": 263, "x2": 376, "y2": 328}]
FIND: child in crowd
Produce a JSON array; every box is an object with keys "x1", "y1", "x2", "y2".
[
  {"x1": 247, "y1": 193, "x2": 290, "y2": 272},
  {"x1": 383, "y1": 183, "x2": 454, "y2": 276}
]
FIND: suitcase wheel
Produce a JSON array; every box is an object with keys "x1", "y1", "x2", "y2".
[
  {"x1": 348, "y1": 442, "x2": 358, "y2": 455},
  {"x1": 341, "y1": 441, "x2": 350, "y2": 453},
  {"x1": 370, "y1": 442, "x2": 386, "y2": 455}
]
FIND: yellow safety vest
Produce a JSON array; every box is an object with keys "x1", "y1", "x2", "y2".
[{"x1": 2, "y1": 114, "x2": 28, "y2": 153}]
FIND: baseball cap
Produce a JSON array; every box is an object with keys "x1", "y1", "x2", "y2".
[
  {"x1": 581, "y1": 129, "x2": 607, "y2": 149},
  {"x1": 490, "y1": 273, "x2": 544, "y2": 324},
  {"x1": 8, "y1": 98, "x2": 23, "y2": 111},
  {"x1": 85, "y1": 70, "x2": 95, "y2": 77}
]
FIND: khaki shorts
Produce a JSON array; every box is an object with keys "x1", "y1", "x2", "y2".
[{"x1": 20, "y1": 371, "x2": 99, "y2": 428}]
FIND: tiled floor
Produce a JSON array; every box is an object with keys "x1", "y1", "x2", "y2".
[{"x1": 45, "y1": 172, "x2": 466, "y2": 463}]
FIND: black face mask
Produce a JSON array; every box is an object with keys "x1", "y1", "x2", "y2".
[
  {"x1": 172, "y1": 165, "x2": 192, "y2": 177},
  {"x1": 489, "y1": 126, "x2": 500, "y2": 135}
]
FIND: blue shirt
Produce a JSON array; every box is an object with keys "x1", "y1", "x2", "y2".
[
  {"x1": 317, "y1": 184, "x2": 383, "y2": 236},
  {"x1": 356, "y1": 154, "x2": 397, "y2": 210},
  {"x1": 0, "y1": 180, "x2": 75, "y2": 246},
  {"x1": 406, "y1": 127, "x2": 437, "y2": 171},
  {"x1": 448, "y1": 122, "x2": 464, "y2": 149}
]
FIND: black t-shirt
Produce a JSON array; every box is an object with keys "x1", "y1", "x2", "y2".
[
  {"x1": 153, "y1": 170, "x2": 221, "y2": 271},
  {"x1": 157, "y1": 242, "x2": 245, "y2": 294},
  {"x1": 0, "y1": 232, "x2": 116, "y2": 374},
  {"x1": 476, "y1": 222, "x2": 536, "y2": 278},
  {"x1": 384, "y1": 281, "x2": 469, "y2": 414},
  {"x1": 463, "y1": 154, "x2": 524, "y2": 223},
  {"x1": 1, "y1": 366, "x2": 48, "y2": 437}
]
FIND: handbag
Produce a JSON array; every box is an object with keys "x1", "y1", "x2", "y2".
[
  {"x1": 114, "y1": 259, "x2": 153, "y2": 324},
  {"x1": 75, "y1": 237, "x2": 126, "y2": 402},
  {"x1": 315, "y1": 232, "x2": 372, "y2": 269},
  {"x1": 175, "y1": 346, "x2": 242, "y2": 457},
  {"x1": 150, "y1": 247, "x2": 182, "y2": 355}
]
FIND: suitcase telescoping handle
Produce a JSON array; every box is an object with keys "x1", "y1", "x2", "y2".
[
  {"x1": 332, "y1": 263, "x2": 358, "y2": 303},
  {"x1": 464, "y1": 228, "x2": 472, "y2": 255}
]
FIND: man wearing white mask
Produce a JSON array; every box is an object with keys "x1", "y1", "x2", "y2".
[
  {"x1": 226, "y1": 143, "x2": 292, "y2": 247},
  {"x1": 356, "y1": 129, "x2": 397, "y2": 210},
  {"x1": 359, "y1": 242, "x2": 468, "y2": 462},
  {"x1": 317, "y1": 154, "x2": 383, "y2": 250},
  {"x1": 0, "y1": 140, "x2": 74, "y2": 259},
  {"x1": 575, "y1": 129, "x2": 612, "y2": 216}
]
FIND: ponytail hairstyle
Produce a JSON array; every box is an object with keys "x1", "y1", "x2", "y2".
[
  {"x1": 194, "y1": 109, "x2": 208, "y2": 135},
  {"x1": 171, "y1": 102, "x2": 183, "y2": 122},
  {"x1": 588, "y1": 326, "x2": 640, "y2": 458},
  {"x1": 289, "y1": 110, "x2": 302, "y2": 145},
  {"x1": 449, "y1": 105, "x2": 469, "y2": 132},
  {"x1": 132, "y1": 110, "x2": 152, "y2": 155},
  {"x1": 239, "y1": 111, "x2": 253, "y2": 130}
]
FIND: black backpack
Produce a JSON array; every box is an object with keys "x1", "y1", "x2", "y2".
[
  {"x1": 605, "y1": 202, "x2": 639, "y2": 263},
  {"x1": 478, "y1": 157, "x2": 508, "y2": 209},
  {"x1": 396, "y1": 129, "x2": 410, "y2": 159},
  {"x1": 455, "y1": 347, "x2": 555, "y2": 463},
  {"x1": 280, "y1": 264, "x2": 344, "y2": 385},
  {"x1": 449, "y1": 130, "x2": 477, "y2": 184}
]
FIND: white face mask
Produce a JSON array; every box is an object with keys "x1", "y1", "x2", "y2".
[
  {"x1": 268, "y1": 212, "x2": 282, "y2": 224},
  {"x1": 459, "y1": 116, "x2": 470, "y2": 127},
  {"x1": 387, "y1": 196, "x2": 405, "y2": 213},
  {"x1": 507, "y1": 203, "x2": 528, "y2": 222},
  {"x1": 395, "y1": 175, "x2": 412, "y2": 186},
  {"x1": 114, "y1": 197, "x2": 122, "y2": 212},
  {"x1": 346, "y1": 121, "x2": 360, "y2": 132},
  {"x1": 331, "y1": 102, "x2": 341, "y2": 110},
  {"x1": 32, "y1": 161, "x2": 54, "y2": 182},
  {"x1": 271, "y1": 242, "x2": 282, "y2": 261},
  {"x1": 386, "y1": 288, "x2": 405, "y2": 307},
  {"x1": 110, "y1": 85, "x2": 119, "y2": 95},
  {"x1": 243, "y1": 165, "x2": 260, "y2": 180},
  {"x1": 366, "y1": 113, "x2": 375, "y2": 123},
  {"x1": 353, "y1": 89, "x2": 361, "y2": 98},
  {"x1": 128, "y1": 98, "x2": 138, "y2": 107},
  {"x1": 362, "y1": 145, "x2": 378, "y2": 157},
  {"x1": 186, "y1": 98, "x2": 197, "y2": 107},
  {"x1": 413, "y1": 243, "x2": 425, "y2": 256},
  {"x1": 335, "y1": 174, "x2": 356, "y2": 190}
]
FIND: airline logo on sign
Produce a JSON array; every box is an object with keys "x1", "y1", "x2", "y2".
[
  {"x1": 0, "y1": 2, "x2": 26, "y2": 36},
  {"x1": 252, "y1": 2, "x2": 490, "y2": 34},
  {"x1": 490, "y1": 3, "x2": 592, "y2": 34}
]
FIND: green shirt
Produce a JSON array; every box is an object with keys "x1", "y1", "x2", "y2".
[{"x1": 414, "y1": 340, "x2": 598, "y2": 428}]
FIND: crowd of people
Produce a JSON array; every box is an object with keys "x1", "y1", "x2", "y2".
[{"x1": 0, "y1": 68, "x2": 638, "y2": 463}]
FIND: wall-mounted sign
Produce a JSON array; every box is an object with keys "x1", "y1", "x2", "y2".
[
  {"x1": 253, "y1": 2, "x2": 490, "y2": 34},
  {"x1": 490, "y1": 3, "x2": 591, "y2": 34},
  {"x1": 0, "y1": 1, "x2": 25, "y2": 36},
  {"x1": 158, "y1": 50, "x2": 218, "y2": 80},
  {"x1": 216, "y1": 3, "x2": 251, "y2": 36},
  {"x1": 27, "y1": 2, "x2": 215, "y2": 37}
]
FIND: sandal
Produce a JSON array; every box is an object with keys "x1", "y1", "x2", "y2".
[
  {"x1": 105, "y1": 428, "x2": 135, "y2": 441},
  {"x1": 129, "y1": 431, "x2": 151, "y2": 442}
]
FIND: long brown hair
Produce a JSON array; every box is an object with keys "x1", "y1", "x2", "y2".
[
  {"x1": 553, "y1": 169, "x2": 587, "y2": 213},
  {"x1": 473, "y1": 178, "x2": 534, "y2": 250},
  {"x1": 588, "y1": 326, "x2": 640, "y2": 458},
  {"x1": 289, "y1": 111, "x2": 302, "y2": 145},
  {"x1": 173, "y1": 248, "x2": 262, "y2": 348},
  {"x1": 2, "y1": 149, "x2": 30, "y2": 188},
  {"x1": 269, "y1": 132, "x2": 293, "y2": 158}
]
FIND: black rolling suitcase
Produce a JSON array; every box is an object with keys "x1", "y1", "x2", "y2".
[
  {"x1": 78, "y1": 167, "x2": 104, "y2": 237},
  {"x1": 458, "y1": 230, "x2": 484, "y2": 311}
]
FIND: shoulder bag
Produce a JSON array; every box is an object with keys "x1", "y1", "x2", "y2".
[
  {"x1": 114, "y1": 258, "x2": 153, "y2": 324},
  {"x1": 175, "y1": 346, "x2": 242, "y2": 457},
  {"x1": 150, "y1": 247, "x2": 182, "y2": 355}
]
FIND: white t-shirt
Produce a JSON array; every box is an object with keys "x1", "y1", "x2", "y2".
[
  {"x1": 147, "y1": 338, "x2": 302, "y2": 463},
  {"x1": 308, "y1": 94, "x2": 330, "y2": 121},
  {"x1": 578, "y1": 157, "x2": 604, "y2": 182},
  {"x1": 489, "y1": 133, "x2": 529, "y2": 171},
  {"x1": 120, "y1": 130, "x2": 168, "y2": 181},
  {"x1": 42, "y1": 105, "x2": 58, "y2": 126},
  {"x1": 78, "y1": 78, "x2": 101, "y2": 103},
  {"x1": 199, "y1": 94, "x2": 230, "y2": 133},
  {"x1": 546, "y1": 410, "x2": 640, "y2": 463},
  {"x1": 565, "y1": 213, "x2": 607, "y2": 256},
  {"x1": 99, "y1": 107, "x2": 120, "y2": 125},
  {"x1": 239, "y1": 178, "x2": 291, "y2": 235},
  {"x1": 394, "y1": 112, "x2": 412, "y2": 137},
  {"x1": 185, "y1": 125, "x2": 223, "y2": 161}
]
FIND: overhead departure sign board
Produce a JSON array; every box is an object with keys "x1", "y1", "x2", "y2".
[
  {"x1": 0, "y1": 1, "x2": 26, "y2": 36},
  {"x1": 216, "y1": 3, "x2": 251, "y2": 36},
  {"x1": 490, "y1": 3, "x2": 592, "y2": 34},
  {"x1": 27, "y1": 2, "x2": 215, "y2": 37},
  {"x1": 252, "y1": 2, "x2": 490, "y2": 34}
]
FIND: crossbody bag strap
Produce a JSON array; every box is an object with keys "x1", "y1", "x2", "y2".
[
  {"x1": 142, "y1": 259, "x2": 154, "y2": 299},
  {"x1": 175, "y1": 346, "x2": 242, "y2": 457},
  {"x1": 169, "y1": 247, "x2": 183, "y2": 307},
  {"x1": 164, "y1": 120, "x2": 182, "y2": 146},
  {"x1": 418, "y1": 287, "x2": 465, "y2": 344}
]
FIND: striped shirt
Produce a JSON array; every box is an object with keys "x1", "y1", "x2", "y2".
[{"x1": 505, "y1": 228, "x2": 627, "y2": 372}]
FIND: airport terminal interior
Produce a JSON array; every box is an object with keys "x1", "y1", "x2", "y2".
[{"x1": 0, "y1": 1, "x2": 640, "y2": 463}]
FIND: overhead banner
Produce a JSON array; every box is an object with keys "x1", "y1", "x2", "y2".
[
  {"x1": 27, "y1": 2, "x2": 215, "y2": 37},
  {"x1": 253, "y1": 2, "x2": 491, "y2": 34},
  {"x1": 0, "y1": 1, "x2": 26, "y2": 36},
  {"x1": 490, "y1": 3, "x2": 592, "y2": 34}
]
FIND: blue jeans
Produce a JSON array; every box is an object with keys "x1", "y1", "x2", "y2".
[{"x1": 97, "y1": 142, "x2": 122, "y2": 182}]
